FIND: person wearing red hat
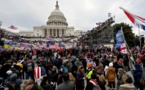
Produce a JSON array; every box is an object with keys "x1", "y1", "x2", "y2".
[
  {"x1": 136, "y1": 58, "x2": 142, "y2": 64},
  {"x1": 136, "y1": 58, "x2": 143, "y2": 68}
]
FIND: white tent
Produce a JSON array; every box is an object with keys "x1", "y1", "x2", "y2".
[{"x1": 1, "y1": 26, "x2": 20, "y2": 34}]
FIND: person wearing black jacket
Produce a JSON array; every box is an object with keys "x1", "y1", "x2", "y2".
[
  {"x1": 85, "y1": 73, "x2": 101, "y2": 90},
  {"x1": 40, "y1": 76, "x2": 53, "y2": 90}
]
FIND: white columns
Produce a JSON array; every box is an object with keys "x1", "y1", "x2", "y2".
[{"x1": 56, "y1": 29, "x2": 57, "y2": 37}]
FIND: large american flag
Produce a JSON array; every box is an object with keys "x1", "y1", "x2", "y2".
[{"x1": 34, "y1": 67, "x2": 46, "y2": 85}]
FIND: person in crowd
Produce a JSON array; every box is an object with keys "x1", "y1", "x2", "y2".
[
  {"x1": 117, "y1": 68, "x2": 125, "y2": 90},
  {"x1": 131, "y1": 62, "x2": 142, "y2": 89},
  {"x1": 0, "y1": 60, "x2": 12, "y2": 81},
  {"x1": 26, "y1": 60, "x2": 34, "y2": 80},
  {"x1": 71, "y1": 58, "x2": 78, "y2": 78},
  {"x1": 123, "y1": 55, "x2": 129, "y2": 71},
  {"x1": 40, "y1": 76, "x2": 53, "y2": 90},
  {"x1": 56, "y1": 73, "x2": 75, "y2": 90},
  {"x1": 68, "y1": 71, "x2": 76, "y2": 84},
  {"x1": 96, "y1": 69, "x2": 106, "y2": 90},
  {"x1": 113, "y1": 59, "x2": 124, "y2": 74},
  {"x1": 85, "y1": 73, "x2": 101, "y2": 90},
  {"x1": 22, "y1": 58, "x2": 28, "y2": 79},
  {"x1": 106, "y1": 62, "x2": 116, "y2": 90},
  {"x1": 15, "y1": 62, "x2": 23, "y2": 79},
  {"x1": 80, "y1": 55, "x2": 87, "y2": 72},
  {"x1": 75, "y1": 58, "x2": 83, "y2": 68},
  {"x1": 15, "y1": 79, "x2": 23, "y2": 90},
  {"x1": 86, "y1": 62, "x2": 94, "y2": 82},
  {"x1": 22, "y1": 79, "x2": 44, "y2": 90},
  {"x1": 45, "y1": 59, "x2": 53, "y2": 84},
  {"x1": 119, "y1": 75, "x2": 137, "y2": 90},
  {"x1": 57, "y1": 68, "x2": 64, "y2": 85},
  {"x1": 49, "y1": 65, "x2": 58, "y2": 89},
  {"x1": 6, "y1": 69, "x2": 18, "y2": 90},
  {"x1": 76, "y1": 66, "x2": 85, "y2": 90}
]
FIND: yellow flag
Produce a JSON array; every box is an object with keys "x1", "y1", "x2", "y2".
[{"x1": 4, "y1": 44, "x2": 12, "y2": 49}]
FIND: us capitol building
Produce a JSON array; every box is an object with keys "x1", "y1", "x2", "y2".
[{"x1": 19, "y1": 1, "x2": 86, "y2": 37}]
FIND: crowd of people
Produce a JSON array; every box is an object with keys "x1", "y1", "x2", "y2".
[{"x1": 0, "y1": 45, "x2": 145, "y2": 90}]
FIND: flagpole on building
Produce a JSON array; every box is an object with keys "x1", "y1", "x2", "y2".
[{"x1": 121, "y1": 27, "x2": 135, "y2": 70}]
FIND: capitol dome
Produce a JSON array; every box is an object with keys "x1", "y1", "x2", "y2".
[{"x1": 47, "y1": 1, "x2": 68, "y2": 26}]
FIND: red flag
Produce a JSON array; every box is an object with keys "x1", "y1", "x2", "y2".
[
  {"x1": 120, "y1": 7, "x2": 145, "y2": 23},
  {"x1": 120, "y1": 7, "x2": 145, "y2": 30},
  {"x1": 120, "y1": 43, "x2": 127, "y2": 54}
]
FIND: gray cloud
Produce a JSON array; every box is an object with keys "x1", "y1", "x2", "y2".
[{"x1": 0, "y1": 0, "x2": 145, "y2": 35}]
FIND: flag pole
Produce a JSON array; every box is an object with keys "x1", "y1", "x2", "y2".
[
  {"x1": 138, "y1": 26, "x2": 141, "y2": 48},
  {"x1": 113, "y1": 16, "x2": 116, "y2": 47},
  {"x1": 121, "y1": 27, "x2": 135, "y2": 70}
]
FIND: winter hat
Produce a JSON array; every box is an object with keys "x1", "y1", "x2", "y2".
[
  {"x1": 40, "y1": 58, "x2": 44, "y2": 62},
  {"x1": 27, "y1": 60, "x2": 31, "y2": 63},
  {"x1": 118, "y1": 60, "x2": 123, "y2": 65},
  {"x1": 10, "y1": 73, "x2": 17, "y2": 83},
  {"x1": 136, "y1": 58, "x2": 142, "y2": 64},
  {"x1": 97, "y1": 69, "x2": 103, "y2": 75},
  {"x1": 109, "y1": 62, "x2": 113, "y2": 67},
  {"x1": 6, "y1": 70, "x2": 13, "y2": 75},
  {"x1": 87, "y1": 62, "x2": 92, "y2": 68}
]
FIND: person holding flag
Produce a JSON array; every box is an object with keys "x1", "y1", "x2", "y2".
[
  {"x1": 115, "y1": 27, "x2": 135, "y2": 70},
  {"x1": 115, "y1": 27, "x2": 127, "y2": 54},
  {"x1": 34, "y1": 63, "x2": 46, "y2": 85}
]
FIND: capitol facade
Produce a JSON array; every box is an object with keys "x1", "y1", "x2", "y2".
[{"x1": 20, "y1": 1, "x2": 77, "y2": 37}]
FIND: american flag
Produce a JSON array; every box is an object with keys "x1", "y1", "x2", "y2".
[
  {"x1": 40, "y1": 42, "x2": 46, "y2": 49},
  {"x1": 33, "y1": 42, "x2": 40, "y2": 49},
  {"x1": 20, "y1": 43, "x2": 29, "y2": 49},
  {"x1": 34, "y1": 67, "x2": 46, "y2": 85},
  {"x1": 9, "y1": 25, "x2": 17, "y2": 30},
  {"x1": 54, "y1": 43, "x2": 60, "y2": 49}
]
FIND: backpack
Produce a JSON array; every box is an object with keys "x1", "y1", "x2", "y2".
[
  {"x1": 140, "y1": 72, "x2": 145, "y2": 85},
  {"x1": 27, "y1": 63, "x2": 33, "y2": 72}
]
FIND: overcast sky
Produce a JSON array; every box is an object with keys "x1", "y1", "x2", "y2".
[{"x1": 0, "y1": 0, "x2": 145, "y2": 35}]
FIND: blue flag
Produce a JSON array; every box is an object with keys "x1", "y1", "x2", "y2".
[
  {"x1": 49, "y1": 41, "x2": 55, "y2": 45},
  {"x1": 115, "y1": 29, "x2": 124, "y2": 44},
  {"x1": 115, "y1": 28, "x2": 124, "y2": 49}
]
